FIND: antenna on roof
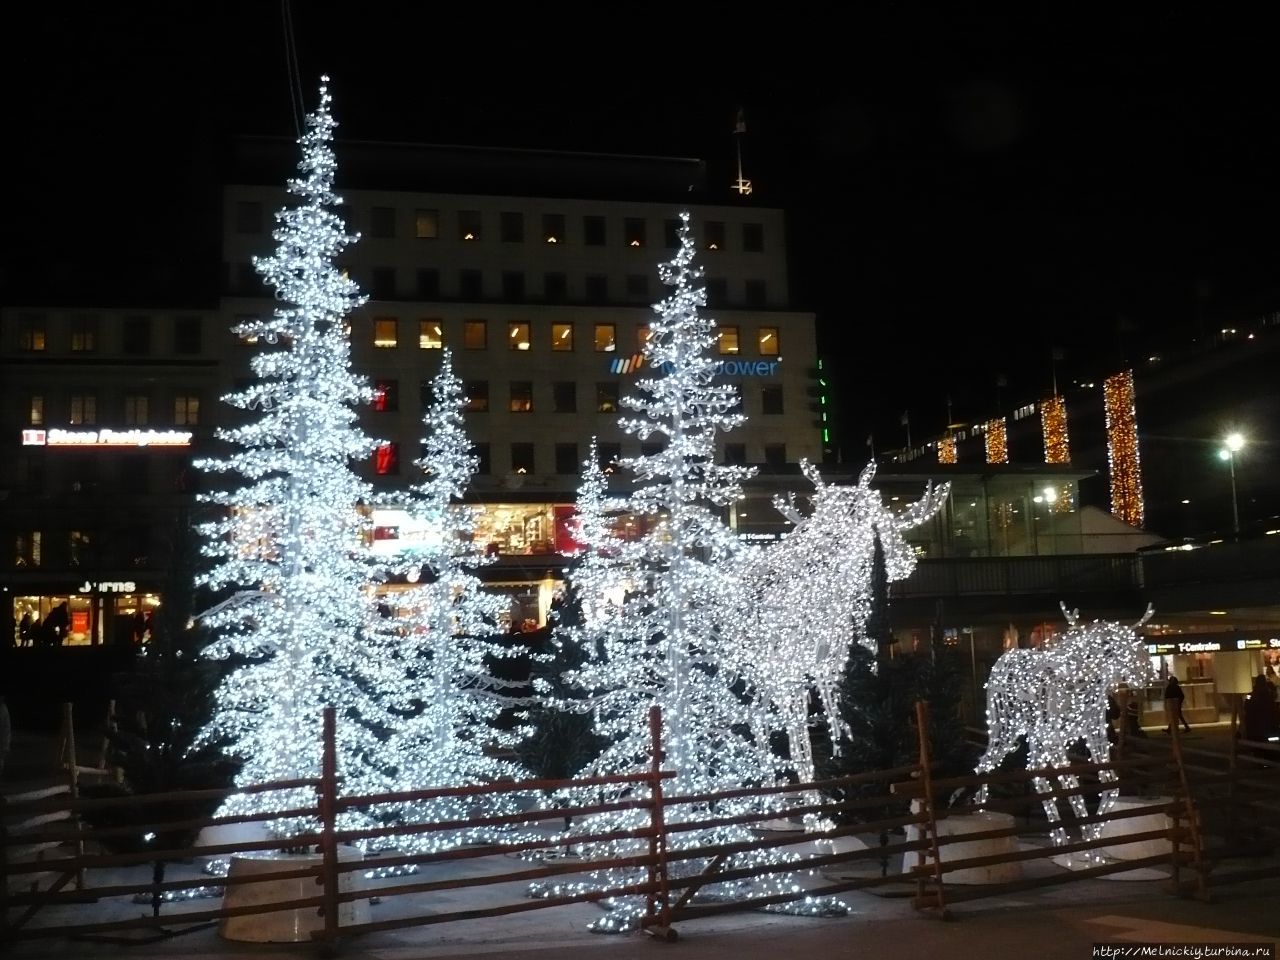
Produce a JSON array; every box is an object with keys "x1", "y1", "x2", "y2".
[{"x1": 732, "y1": 107, "x2": 752, "y2": 196}]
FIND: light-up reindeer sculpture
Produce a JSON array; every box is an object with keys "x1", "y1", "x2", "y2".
[
  {"x1": 734, "y1": 460, "x2": 949, "y2": 800},
  {"x1": 974, "y1": 603, "x2": 1156, "y2": 850}
]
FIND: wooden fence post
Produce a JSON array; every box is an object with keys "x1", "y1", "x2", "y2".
[
  {"x1": 60, "y1": 703, "x2": 86, "y2": 892},
  {"x1": 643, "y1": 705, "x2": 675, "y2": 941},
  {"x1": 316, "y1": 706, "x2": 341, "y2": 955},
  {"x1": 912, "y1": 700, "x2": 949, "y2": 919},
  {"x1": 1167, "y1": 720, "x2": 1209, "y2": 901}
]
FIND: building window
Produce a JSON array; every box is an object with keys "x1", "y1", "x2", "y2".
[
  {"x1": 374, "y1": 317, "x2": 398, "y2": 347},
  {"x1": 625, "y1": 274, "x2": 648, "y2": 302},
  {"x1": 69, "y1": 530, "x2": 90, "y2": 567},
  {"x1": 596, "y1": 382, "x2": 620, "y2": 413},
  {"x1": 234, "y1": 200, "x2": 262, "y2": 234},
  {"x1": 417, "y1": 268, "x2": 440, "y2": 299},
  {"x1": 473, "y1": 442, "x2": 491, "y2": 475},
  {"x1": 14, "y1": 531, "x2": 42, "y2": 568},
  {"x1": 758, "y1": 327, "x2": 779, "y2": 356},
  {"x1": 71, "y1": 315, "x2": 98, "y2": 352},
  {"x1": 374, "y1": 443, "x2": 400, "y2": 475},
  {"x1": 459, "y1": 210, "x2": 482, "y2": 241},
  {"x1": 637, "y1": 323, "x2": 652, "y2": 351},
  {"x1": 70, "y1": 394, "x2": 97, "y2": 425},
  {"x1": 500, "y1": 211, "x2": 524, "y2": 243},
  {"x1": 465, "y1": 381, "x2": 489, "y2": 413},
  {"x1": 511, "y1": 442, "x2": 534, "y2": 474},
  {"x1": 743, "y1": 222, "x2": 765, "y2": 252},
  {"x1": 123, "y1": 316, "x2": 151, "y2": 355},
  {"x1": 508, "y1": 321, "x2": 531, "y2": 351},
  {"x1": 764, "y1": 443, "x2": 787, "y2": 467},
  {"x1": 459, "y1": 269, "x2": 483, "y2": 299},
  {"x1": 597, "y1": 442, "x2": 621, "y2": 472},
  {"x1": 553, "y1": 381, "x2": 577, "y2": 413},
  {"x1": 418, "y1": 319, "x2": 443, "y2": 349},
  {"x1": 502, "y1": 271, "x2": 526, "y2": 301},
  {"x1": 174, "y1": 394, "x2": 200, "y2": 426},
  {"x1": 745, "y1": 279, "x2": 767, "y2": 308},
  {"x1": 718, "y1": 326, "x2": 741, "y2": 355},
  {"x1": 370, "y1": 267, "x2": 396, "y2": 300},
  {"x1": 704, "y1": 221, "x2": 725, "y2": 251},
  {"x1": 555, "y1": 443, "x2": 578, "y2": 475},
  {"x1": 585, "y1": 274, "x2": 607, "y2": 302},
  {"x1": 594, "y1": 323, "x2": 616, "y2": 352},
  {"x1": 663, "y1": 218, "x2": 681, "y2": 248},
  {"x1": 509, "y1": 381, "x2": 533, "y2": 412},
  {"x1": 174, "y1": 316, "x2": 202, "y2": 355},
  {"x1": 624, "y1": 218, "x2": 646, "y2": 247},
  {"x1": 544, "y1": 272, "x2": 567, "y2": 303},
  {"x1": 543, "y1": 213, "x2": 565, "y2": 244},
  {"x1": 583, "y1": 215, "x2": 606, "y2": 246},
  {"x1": 370, "y1": 206, "x2": 396, "y2": 238},
  {"x1": 372, "y1": 380, "x2": 399, "y2": 412},
  {"x1": 415, "y1": 209, "x2": 439, "y2": 239},
  {"x1": 464, "y1": 319, "x2": 487, "y2": 349},
  {"x1": 761, "y1": 385, "x2": 784, "y2": 415},
  {"x1": 19, "y1": 315, "x2": 46, "y2": 351},
  {"x1": 706, "y1": 278, "x2": 728, "y2": 307},
  {"x1": 552, "y1": 323, "x2": 574, "y2": 351},
  {"x1": 724, "y1": 443, "x2": 747, "y2": 466},
  {"x1": 28, "y1": 395, "x2": 44, "y2": 426},
  {"x1": 124, "y1": 394, "x2": 149, "y2": 425}
]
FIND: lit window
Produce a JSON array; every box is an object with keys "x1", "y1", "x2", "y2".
[
  {"x1": 418, "y1": 319, "x2": 443, "y2": 349},
  {"x1": 71, "y1": 315, "x2": 98, "y2": 352},
  {"x1": 704, "y1": 221, "x2": 725, "y2": 251},
  {"x1": 508, "y1": 322, "x2": 531, "y2": 351},
  {"x1": 718, "y1": 326, "x2": 741, "y2": 355},
  {"x1": 758, "y1": 327, "x2": 779, "y2": 356},
  {"x1": 415, "y1": 209, "x2": 439, "y2": 239},
  {"x1": 374, "y1": 317, "x2": 398, "y2": 348},
  {"x1": 465, "y1": 381, "x2": 489, "y2": 413},
  {"x1": 459, "y1": 210, "x2": 482, "y2": 241},
  {"x1": 552, "y1": 323, "x2": 574, "y2": 351},
  {"x1": 20, "y1": 315, "x2": 46, "y2": 351},
  {"x1": 464, "y1": 320, "x2": 487, "y2": 350},
  {"x1": 598, "y1": 443, "x2": 621, "y2": 472},
  {"x1": 594, "y1": 324, "x2": 616, "y2": 352},
  {"x1": 596, "y1": 382, "x2": 620, "y2": 413},
  {"x1": 637, "y1": 324, "x2": 652, "y2": 351},
  {"x1": 511, "y1": 442, "x2": 534, "y2": 474},
  {"x1": 28, "y1": 395, "x2": 44, "y2": 426},
  {"x1": 624, "y1": 218, "x2": 646, "y2": 247},
  {"x1": 543, "y1": 213, "x2": 565, "y2": 244},
  {"x1": 373, "y1": 443, "x2": 400, "y2": 475},
  {"x1": 510, "y1": 381, "x2": 533, "y2": 412},
  {"x1": 371, "y1": 380, "x2": 398, "y2": 412},
  {"x1": 174, "y1": 394, "x2": 199, "y2": 426},
  {"x1": 70, "y1": 394, "x2": 97, "y2": 425}
]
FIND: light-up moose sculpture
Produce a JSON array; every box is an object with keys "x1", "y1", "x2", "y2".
[
  {"x1": 974, "y1": 602, "x2": 1156, "y2": 850},
  {"x1": 734, "y1": 460, "x2": 949, "y2": 793}
]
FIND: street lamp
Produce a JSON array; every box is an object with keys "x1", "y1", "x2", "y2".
[{"x1": 1217, "y1": 432, "x2": 1245, "y2": 536}]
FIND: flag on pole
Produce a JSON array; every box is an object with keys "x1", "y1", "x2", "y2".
[
  {"x1": 865, "y1": 434, "x2": 874, "y2": 448},
  {"x1": 900, "y1": 410, "x2": 910, "y2": 426},
  {"x1": 734, "y1": 108, "x2": 746, "y2": 134}
]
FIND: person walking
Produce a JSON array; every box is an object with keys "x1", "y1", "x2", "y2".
[{"x1": 1164, "y1": 675, "x2": 1191, "y2": 734}]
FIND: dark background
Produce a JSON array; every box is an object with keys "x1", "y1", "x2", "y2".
[{"x1": 5, "y1": 4, "x2": 1280, "y2": 461}]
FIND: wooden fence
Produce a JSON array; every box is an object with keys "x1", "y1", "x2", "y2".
[{"x1": 3, "y1": 702, "x2": 1278, "y2": 953}]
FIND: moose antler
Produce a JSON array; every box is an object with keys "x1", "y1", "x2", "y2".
[{"x1": 1059, "y1": 600, "x2": 1080, "y2": 627}]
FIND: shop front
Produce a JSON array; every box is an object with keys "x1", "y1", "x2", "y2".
[
  {"x1": 1135, "y1": 635, "x2": 1280, "y2": 727},
  {"x1": 11, "y1": 578, "x2": 161, "y2": 648}
]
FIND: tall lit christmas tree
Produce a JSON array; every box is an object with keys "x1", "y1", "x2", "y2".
[
  {"x1": 194, "y1": 77, "x2": 394, "y2": 837},
  {"x1": 374, "y1": 349, "x2": 525, "y2": 851},
  {"x1": 540, "y1": 212, "x2": 842, "y2": 931}
]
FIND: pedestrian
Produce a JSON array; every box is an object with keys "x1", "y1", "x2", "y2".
[
  {"x1": 17, "y1": 611, "x2": 32, "y2": 647},
  {"x1": 1164, "y1": 675, "x2": 1191, "y2": 734}
]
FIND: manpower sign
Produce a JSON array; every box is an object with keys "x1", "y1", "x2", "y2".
[{"x1": 609, "y1": 354, "x2": 781, "y2": 377}]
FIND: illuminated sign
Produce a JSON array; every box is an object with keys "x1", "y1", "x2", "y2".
[
  {"x1": 78, "y1": 580, "x2": 137, "y2": 593},
  {"x1": 23, "y1": 429, "x2": 193, "y2": 448},
  {"x1": 1236, "y1": 638, "x2": 1280, "y2": 650},
  {"x1": 1146, "y1": 639, "x2": 1227, "y2": 655},
  {"x1": 609, "y1": 355, "x2": 781, "y2": 378},
  {"x1": 369, "y1": 508, "x2": 445, "y2": 558}
]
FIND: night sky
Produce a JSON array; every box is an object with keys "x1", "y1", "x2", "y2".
[{"x1": 6, "y1": 5, "x2": 1280, "y2": 461}]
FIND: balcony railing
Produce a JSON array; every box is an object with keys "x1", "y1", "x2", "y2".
[{"x1": 892, "y1": 554, "x2": 1142, "y2": 599}]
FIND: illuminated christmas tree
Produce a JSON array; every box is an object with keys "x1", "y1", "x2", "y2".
[
  {"x1": 537, "y1": 213, "x2": 844, "y2": 931},
  {"x1": 374, "y1": 349, "x2": 526, "y2": 851},
  {"x1": 194, "y1": 77, "x2": 395, "y2": 838}
]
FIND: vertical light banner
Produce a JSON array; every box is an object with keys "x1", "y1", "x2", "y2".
[
  {"x1": 984, "y1": 417, "x2": 1008, "y2": 464},
  {"x1": 1041, "y1": 395, "x2": 1070, "y2": 464},
  {"x1": 1103, "y1": 369, "x2": 1144, "y2": 527},
  {"x1": 938, "y1": 433, "x2": 957, "y2": 464}
]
